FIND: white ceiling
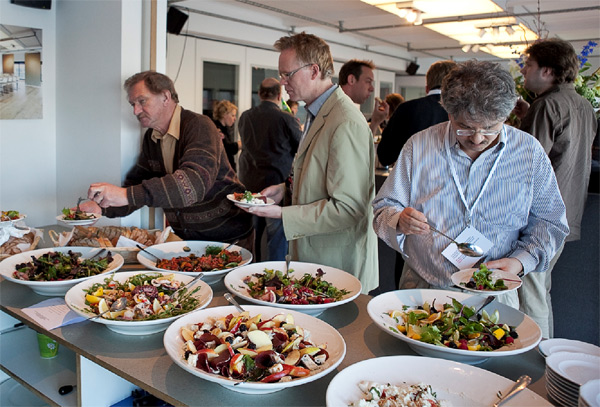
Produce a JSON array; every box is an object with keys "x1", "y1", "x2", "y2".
[
  {"x1": 170, "y1": 0, "x2": 600, "y2": 69},
  {"x1": 0, "y1": 24, "x2": 42, "y2": 54}
]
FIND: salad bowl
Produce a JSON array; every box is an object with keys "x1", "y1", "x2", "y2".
[
  {"x1": 136, "y1": 240, "x2": 252, "y2": 284},
  {"x1": 326, "y1": 355, "x2": 551, "y2": 406},
  {"x1": 0, "y1": 246, "x2": 124, "y2": 296},
  {"x1": 65, "y1": 271, "x2": 213, "y2": 335},
  {"x1": 163, "y1": 305, "x2": 346, "y2": 394},
  {"x1": 223, "y1": 261, "x2": 362, "y2": 316},
  {"x1": 367, "y1": 289, "x2": 542, "y2": 364}
]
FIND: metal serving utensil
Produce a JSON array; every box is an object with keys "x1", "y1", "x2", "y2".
[
  {"x1": 427, "y1": 222, "x2": 484, "y2": 257},
  {"x1": 224, "y1": 293, "x2": 246, "y2": 313},
  {"x1": 493, "y1": 375, "x2": 531, "y2": 407}
]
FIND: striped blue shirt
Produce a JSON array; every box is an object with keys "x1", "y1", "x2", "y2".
[{"x1": 372, "y1": 121, "x2": 569, "y2": 287}]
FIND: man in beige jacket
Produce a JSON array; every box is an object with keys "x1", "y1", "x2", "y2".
[{"x1": 238, "y1": 32, "x2": 379, "y2": 294}]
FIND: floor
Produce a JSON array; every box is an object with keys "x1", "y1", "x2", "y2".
[{"x1": 0, "y1": 81, "x2": 43, "y2": 120}]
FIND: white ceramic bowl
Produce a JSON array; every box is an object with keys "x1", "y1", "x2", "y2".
[
  {"x1": 163, "y1": 305, "x2": 346, "y2": 394},
  {"x1": 367, "y1": 289, "x2": 542, "y2": 364},
  {"x1": 136, "y1": 241, "x2": 252, "y2": 284},
  {"x1": 0, "y1": 214, "x2": 26, "y2": 228},
  {"x1": 65, "y1": 271, "x2": 213, "y2": 335},
  {"x1": 223, "y1": 261, "x2": 361, "y2": 316},
  {"x1": 56, "y1": 213, "x2": 101, "y2": 226},
  {"x1": 326, "y1": 355, "x2": 551, "y2": 406},
  {"x1": 0, "y1": 247, "x2": 124, "y2": 296},
  {"x1": 451, "y1": 268, "x2": 522, "y2": 296}
]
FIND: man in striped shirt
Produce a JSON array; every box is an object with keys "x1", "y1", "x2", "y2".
[{"x1": 373, "y1": 61, "x2": 569, "y2": 335}]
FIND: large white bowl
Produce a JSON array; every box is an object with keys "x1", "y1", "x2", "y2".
[
  {"x1": 65, "y1": 271, "x2": 213, "y2": 335},
  {"x1": 223, "y1": 261, "x2": 361, "y2": 316},
  {"x1": 136, "y1": 241, "x2": 252, "y2": 284},
  {"x1": 326, "y1": 355, "x2": 551, "y2": 406},
  {"x1": 0, "y1": 247, "x2": 124, "y2": 296},
  {"x1": 163, "y1": 305, "x2": 346, "y2": 394},
  {"x1": 367, "y1": 289, "x2": 542, "y2": 364}
]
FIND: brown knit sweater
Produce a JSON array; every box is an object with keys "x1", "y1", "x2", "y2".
[{"x1": 105, "y1": 107, "x2": 252, "y2": 242}]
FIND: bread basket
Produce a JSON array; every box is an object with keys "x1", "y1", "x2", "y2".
[{"x1": 49, "y1": 226, "x2": 180, "y2": 263}]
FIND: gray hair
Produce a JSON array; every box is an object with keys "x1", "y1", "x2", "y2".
[{"x1": 441, "y1": 60, "x2": 517, "y2": 124}]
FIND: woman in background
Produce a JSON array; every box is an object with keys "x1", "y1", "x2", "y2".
[{"x1": 213, "y1": 100, "x2": 241, "y2": 172}]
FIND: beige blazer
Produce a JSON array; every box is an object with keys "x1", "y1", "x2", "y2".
[{"x1": 282, "y1": 87, "x2": 379, "y2": 293}]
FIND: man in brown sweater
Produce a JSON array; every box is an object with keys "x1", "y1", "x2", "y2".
[{"x1": 83, "y1": 71, "x2": 252, "y2": 247}]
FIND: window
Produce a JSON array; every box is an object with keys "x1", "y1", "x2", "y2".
[{"x1": 203, "y1": 61, "x2": 239, "y2": 118}]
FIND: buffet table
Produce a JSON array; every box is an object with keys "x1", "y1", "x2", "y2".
[{"x1": 0, "y1": 226, "x2": 552, "y2": 407}]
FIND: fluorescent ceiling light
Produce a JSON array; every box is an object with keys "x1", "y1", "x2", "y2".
[
  {"x1": 462, "y1": 44, "x2": 471, "y2": 53},
  {"x1": 478, "y1": 28, "x2": 487, "y2": 38},
  {"x1": 505, "y1": 25, "x2": 515, "y2": 35},
  {"x1": 472, "y1": 44, "x2": 480, "y2": 53},
  {"x1": 362, "y1": 0, "x2": 502, "y2": 19}
]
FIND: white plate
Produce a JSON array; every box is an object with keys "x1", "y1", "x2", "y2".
[
  {"x1": 451, "y1": 268, "x2": 522, "y2": 295},
  {"x1": 547, "y1": 352, "x2": 600, "y2": 386},
  {"x1": 0, "y1": 247, "x2": 124, "y2": 296},
  {"x1": 326, "y1": 355, "x2": 551, "y2": 407},
  {"x1": 56, "y1": 213, "x2": 101, "y2": 226},
  {"x1": 136, "y1": 241, "x2": 252, "y2": 284},
  {"x1": 223, "y1": 261, "x2": 362, "y2": 316},
  {"x1": 367, "y1": 289, "x2": 542, "y2": 364},
  {"x1": 65, "y1": 271, "x2": 213, "y2": 335},
  {"x1": 538, "y1": 338, "x2": 600, "y2": 358},
  {"x1": 0, "y1": 214, "x2": 27, "y2": 228},
  {"x1": 163, "y1": 305, "x2": 346, "y2": 394},
  {"x1": 226, "y1": 193, "x2": 275, "y2": 208},
  {"x1": 579, "y1": 379, "x2": 600, "y2": 407}
]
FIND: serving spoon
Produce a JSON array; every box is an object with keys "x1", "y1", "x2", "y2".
[
  {"x1": 493, "y1": 375, "x2": 531, "y2": 407},
  {"x1": 224, "y1": 293, "x2": 246, "y2": 313},
  {"x1": 427, "y1": 222, "x2": 484, "y2": 257},
  {"x1": 87, "y1": 297, "x2": 128, "y2": 321}
]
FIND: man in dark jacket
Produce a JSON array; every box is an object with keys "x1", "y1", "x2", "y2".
[
  {"x1": 238, "y1": 77, "x2": 302, "y2": 260},
  {"x1": 84, "y1": 71, "x2": 253, "y2": 249},
  {"x1": 377, "y1": 60, "x2": 456, "y2": 167}
]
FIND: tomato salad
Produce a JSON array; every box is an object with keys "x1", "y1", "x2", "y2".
[
  {"x1": 180, "y1": 311, "x2": 329, "y2": 383},
  {"x1": 156, "y1": 246, "x2": 242, "y2": 272}
]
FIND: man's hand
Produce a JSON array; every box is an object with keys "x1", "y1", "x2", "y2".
[
  {"x1": 248, "y1": 204, "x2": 283, "y2": 219},
  {"x1": 88, "y1": 183, "x2": 128, "y2": 208},
  {"x1": 78, "y1": 200, "x2": 102, "y2": 215},
  {"x1": 260, "y1": 183, "x2": 285, "y2": 205},
  {"x1": 484, "y1": 258, "x2": 523, "y2": 275},
  {"x1": 397, "y1": 207, "x2": 429, "y2": 235},
  {"x1": 512, "y1": 98, "x2": 530, "y2": 120}
]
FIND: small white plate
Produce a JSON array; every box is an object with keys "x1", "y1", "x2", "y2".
[
  {"x1": 0, "y1": 214, "x2": 27, "y2": 228},
  {"x1": 163, "y1": 305, "x2": 346, "y2": 394},
  {"x1": 56, "y1": 213, "x2": 101, "y2": 226},
  {"x1": 66, "y1": 271, "x2": 213, "y2": 335},
  {"x1": 579, "y1": 379, "x2": 600, "y2": 407},
  {"x1": 0, "y1": 247, "x2": 124, "y2": 296},
  {"x1": 224, "y1": 261, "x2": 362, "y2": 316},
  {"x1": 367, "y1": 289, "x2": 542, "y2": 365},
  {"x1": 538, "y1": 338, "x2": 600, "y2": 358},
  {"x1": 326, "y1": 355, "x2": 551, "y2": 407},
  {"x1": 546, "y1": 352, "x2": 600, "y2": 386},
  {"x1": 226, "y1": 193, "x2": 275, "y2": 208},
  {"x1": 451, "y1": 268, "x2": 522, "y2": 295},
  {"x1": 136, "y1": 240, "x2": 252, "y2": 284}
]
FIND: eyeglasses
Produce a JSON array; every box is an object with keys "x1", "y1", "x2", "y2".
[
  {"x1": 279, "y1": 64, "x2": 312, "y2": 80},
  {"x1": 455, "y1": 128, "x2": 502, "y2": 137}
]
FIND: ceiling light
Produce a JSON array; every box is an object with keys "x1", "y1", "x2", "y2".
[
  {"x1": 492, "y1": 26, "x2": 500, "y2": 36},
  {"x1": 478, "y1": 28, "x2": 487, "y2": 38},
  {"x1": 462, "y1": 44, "x2": 472, "y2": 53},
  {"x1": 397, "y1": 8, "x2": 409, "y2": 18},
  {"x1": 505, "y1": 25, "x2": 515, "y2": 35},
  {"x1": 472, "y1": 44, "x2": 480, "y2": 53},
  {"x1": 406, "y1": 9, "x2": 418, "y2": 23},
  {"x1": 414, "y1": 11, "x2": 423, "y2": 25}
]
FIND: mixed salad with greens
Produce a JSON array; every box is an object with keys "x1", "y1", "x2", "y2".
[
  {"x1": 13, "y1": 250, "x2": 113, "y2": 281},
  {"x1": 83, "y1": 272, "x2": 202, "y2": 320},
  {"x1": 460, "y1": 265, "x2": 508, "y2": 291},
  {"x1": 388, "y1": 297, "x2": 518, "y2": 351},
  {"x1": 243, "y1": 268, "x2": 350, "y2": 305}
]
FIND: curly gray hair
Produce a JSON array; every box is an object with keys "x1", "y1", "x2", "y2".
[{"x1": 441, "y1": 60, "x2": 517, "y2": 125}]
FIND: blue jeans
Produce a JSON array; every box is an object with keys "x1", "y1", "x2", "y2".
[{"x1": 253, "y1": 215, "x2": 288, "y2": 261}]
